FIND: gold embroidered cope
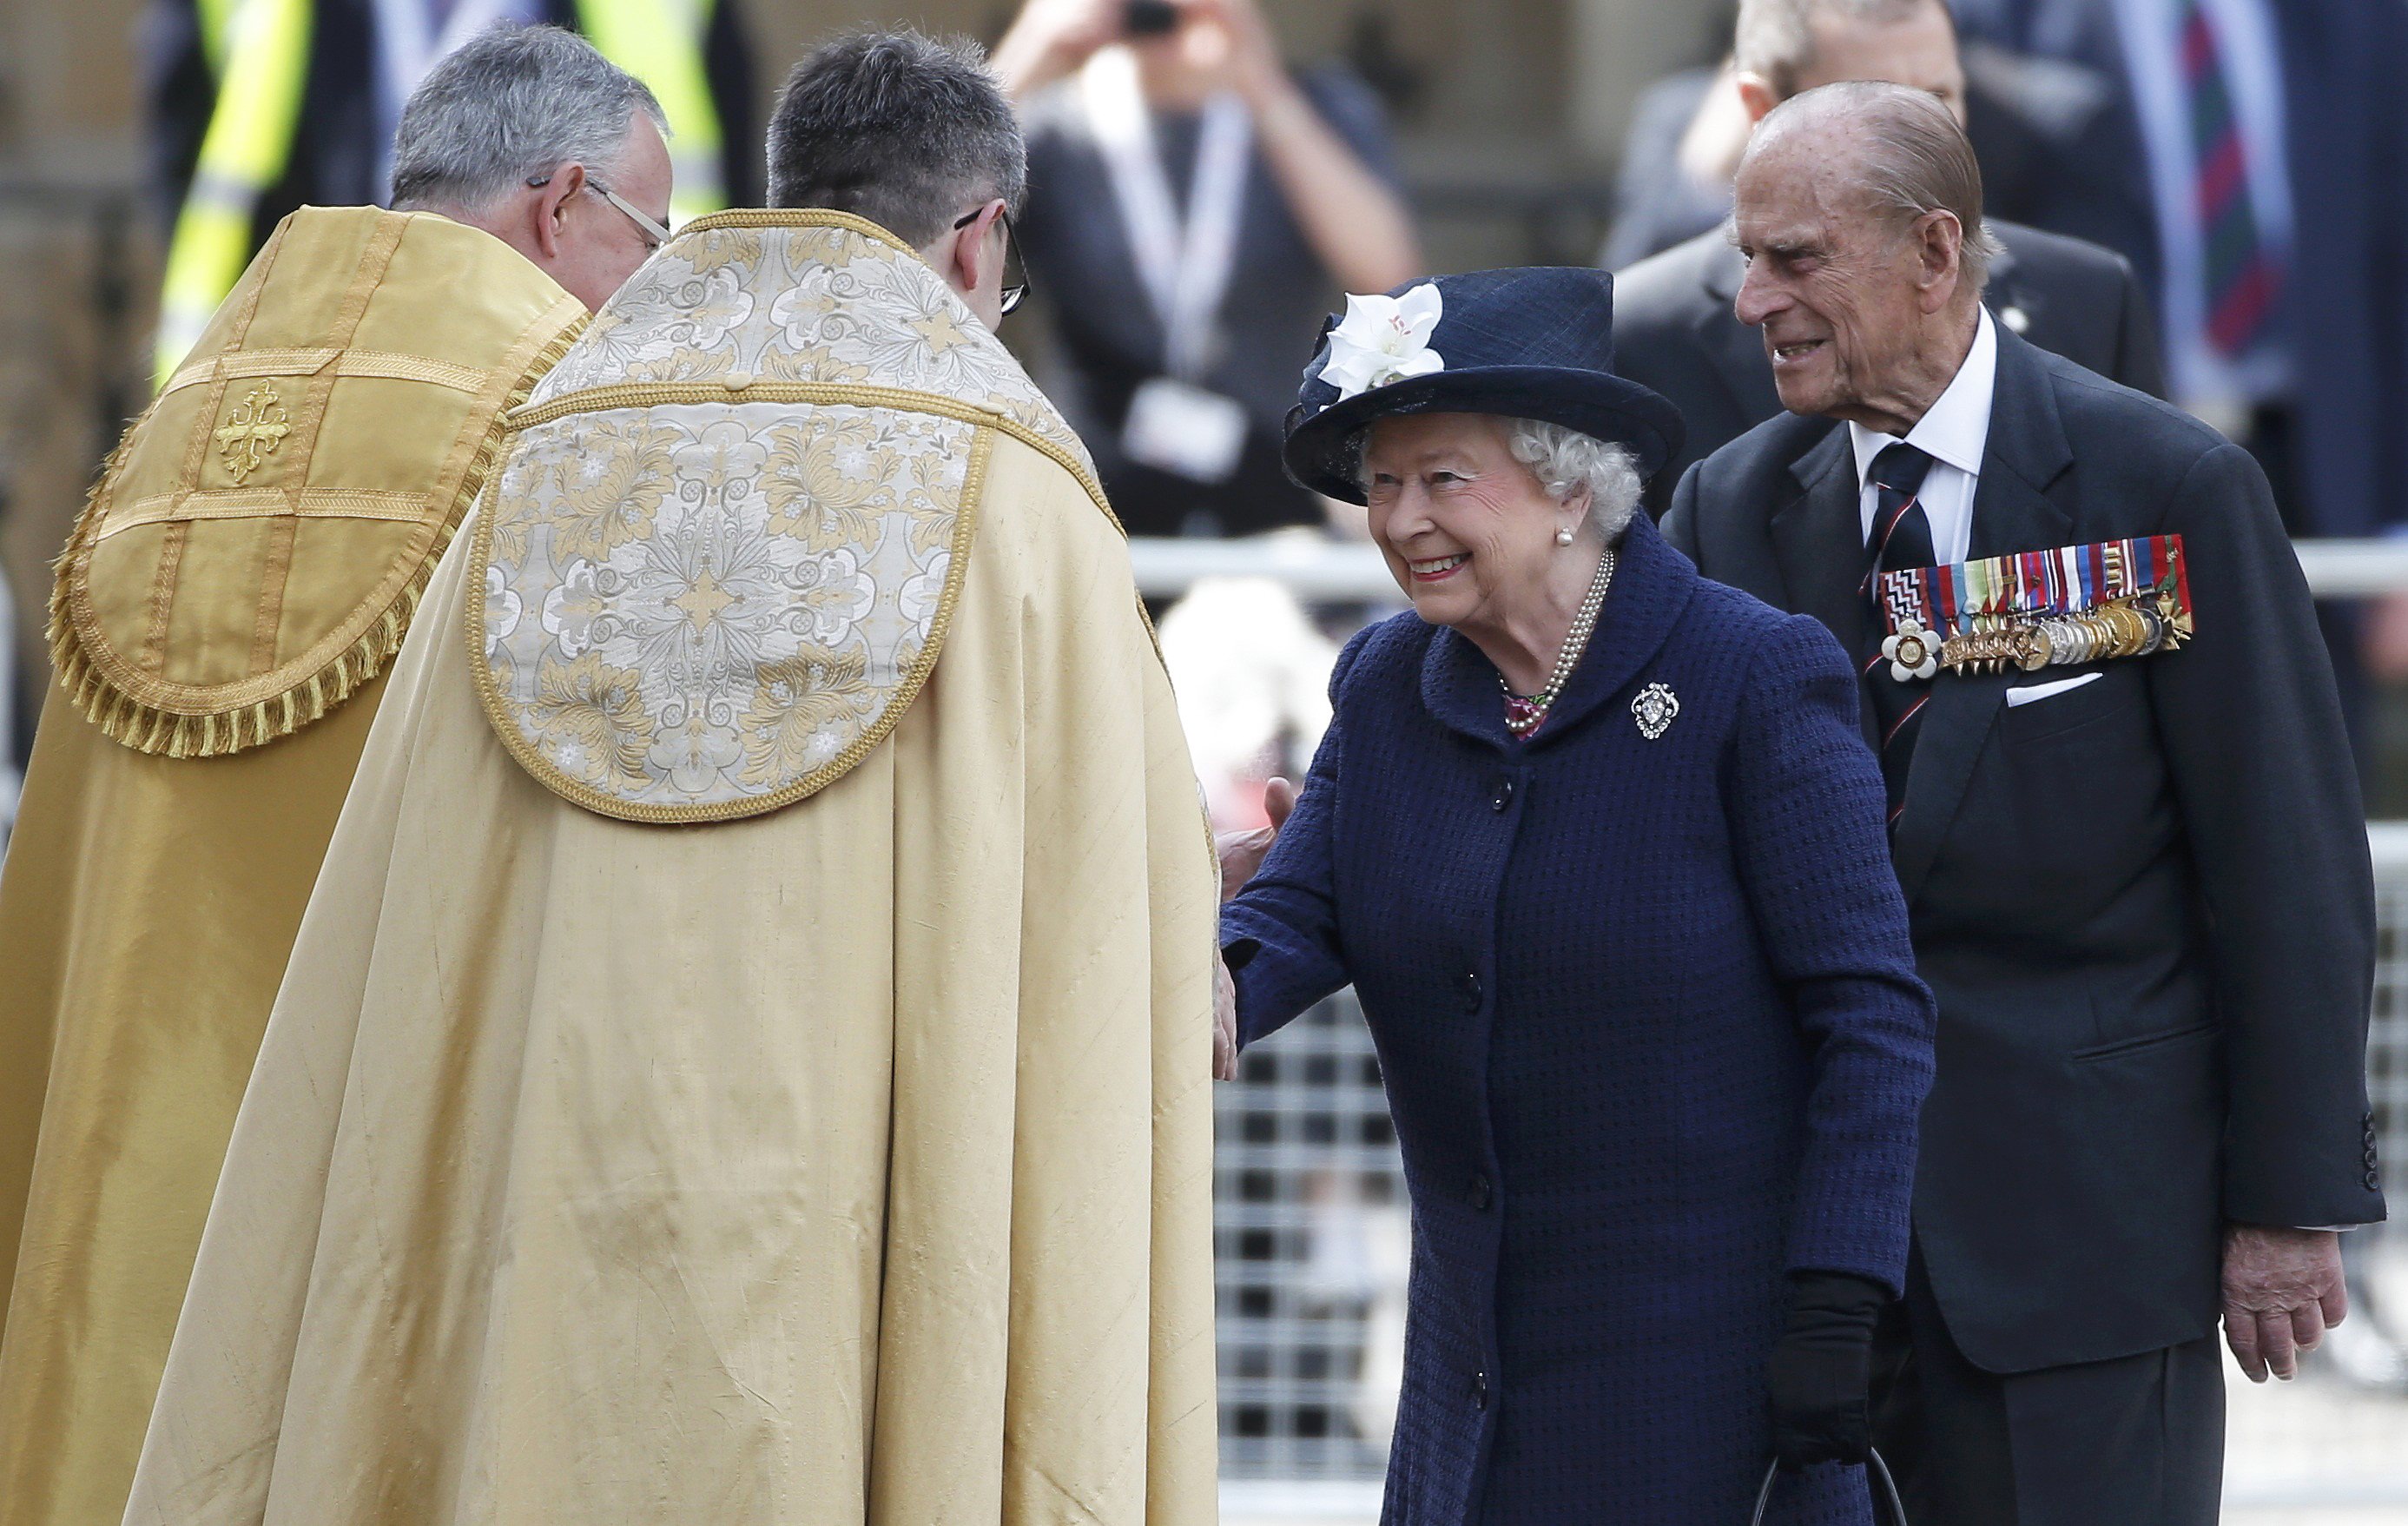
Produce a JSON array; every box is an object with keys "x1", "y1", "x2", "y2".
[
  {"x1": 472, "y1": 210, "x2": 1116, "y2": 822},
  {"x1": 51, "y1": 207, "x2": 588, "y2": 757}
]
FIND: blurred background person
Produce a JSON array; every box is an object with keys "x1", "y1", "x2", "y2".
[
  {"x1": 1613, "y1": 0, "x2": 2163, "y2": 514},
  {"x1": 993, "y1": 0, "x2": 1421, "y2": 538},
  {"x1": 1602, "y1": 0, "x2": 2149, "y2": 270},
  {"x1": 143, "y1": 0, "x2": 756, "y2": 380}
]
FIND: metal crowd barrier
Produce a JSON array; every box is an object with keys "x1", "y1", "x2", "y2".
[{"x1": 1132, "y1": 534, "x2": 2408, "y2": 603}]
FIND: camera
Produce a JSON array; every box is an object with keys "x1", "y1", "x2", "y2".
[{"x1": 1124, "y1": 0, "x2": 1180, "y2": 37}]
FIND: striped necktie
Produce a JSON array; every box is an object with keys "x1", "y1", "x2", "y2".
[
  {"x1": 2180, "y1": 0, "x2": 2279, "y2": 360},
  {"x1": 1862, "y1": 442, "x2": 1936, "y2": 828}
]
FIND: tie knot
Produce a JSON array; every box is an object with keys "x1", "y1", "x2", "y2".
[{"x1": 1870, "y1": 442, "x2": 1936, "y2": 499}]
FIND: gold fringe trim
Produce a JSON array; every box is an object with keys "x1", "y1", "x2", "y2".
[{"x1": 49, "y1": 315, "x2": 589, "y2": 759}]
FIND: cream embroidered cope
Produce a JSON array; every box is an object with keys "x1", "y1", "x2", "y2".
[{"x1": 472, "y1": 211, "x2": 1106, "y2": 822}]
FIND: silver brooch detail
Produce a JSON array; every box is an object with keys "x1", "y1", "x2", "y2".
[{"x1": 1633, "y1": 682, "x2": 1679, "y2": 741}]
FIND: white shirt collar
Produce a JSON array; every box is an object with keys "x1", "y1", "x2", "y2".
[{"x1": 1849, "y1": 305, "x2": 1998, "y2": 488}]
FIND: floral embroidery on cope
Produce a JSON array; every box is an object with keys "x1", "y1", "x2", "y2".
[{"x1": 472, "y1": 211, "x2": 1093, "y2": 823}]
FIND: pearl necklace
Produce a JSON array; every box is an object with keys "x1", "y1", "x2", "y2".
[{"x1": 1501, "y1": 546, "x2": 1618, "y2": 738}]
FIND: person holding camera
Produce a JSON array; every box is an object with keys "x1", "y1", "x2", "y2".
[{"x1": 994, "y1": 0, "x2": 1422, "y2": 537}]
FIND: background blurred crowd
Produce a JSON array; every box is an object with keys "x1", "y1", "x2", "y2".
[{"x1": 8, "y1": 0, "x2": 2408, "y2": 848}]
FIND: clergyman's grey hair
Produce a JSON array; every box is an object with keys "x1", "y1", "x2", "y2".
[
  {"x1": 1758, "y1": 79, "x2": 2005, "y2": 291},
  {"x1": 766, "y1": 28, "x2": 1026, "y2": 248},
  {"x1": 390, "y1": 24, "x2": 665, "y2": 214},
  {"x1": 1734, "y1": 0, "x2": 1939, "y2": 97},
  {"x1": 1506, "y1": 421, "x2": 1646, "y2": 542}
]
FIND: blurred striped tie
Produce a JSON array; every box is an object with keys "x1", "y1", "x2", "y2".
[
  {"x1": 2180, "y1": 0, "x2": 2279, "y2": 360},
  {"x1": 1862, "y1": 443, "x2": 1936, "y2": 829}
]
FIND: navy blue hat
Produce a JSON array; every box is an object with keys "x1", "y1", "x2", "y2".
[{"x1": 1282, "y1": 267, "x2": 1686, "y2": 505}]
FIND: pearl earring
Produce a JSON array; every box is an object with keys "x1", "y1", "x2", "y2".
[{"x1": 1554, "y1": 526, "x2": 1575, "y2": 546}]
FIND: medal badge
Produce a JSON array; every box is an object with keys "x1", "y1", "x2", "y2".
[{"x1": 1873, "y1": 535, "x2": 2194, "y2": 681}]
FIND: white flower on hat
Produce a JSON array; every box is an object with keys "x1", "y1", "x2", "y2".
[{"x1": 1320, "y1": 282, "x2": 1446, "y2": 401}]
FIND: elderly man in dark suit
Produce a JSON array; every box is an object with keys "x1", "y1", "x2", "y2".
[
  {"x1": 1615, "y1": 0, "x2": 2163, "y2": 519},
  {"x1": 1664, "y1": 82, "x2": 2385, "y2": 1523}
]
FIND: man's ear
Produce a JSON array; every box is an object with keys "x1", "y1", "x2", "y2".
[
  {"x1": 531, "y1": 163, "x2": 584, "y2": 262},
  {"x1": 1917, "y1": 210, "x2": 1964, "y2": 313},
  {"x1": 1734, "y1": 72, "x2": 1782, "y2": 126}
]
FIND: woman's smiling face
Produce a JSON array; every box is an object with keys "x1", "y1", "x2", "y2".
[{"x1": 1361, "y1": 413, "x2": 1575, "y2": 637}]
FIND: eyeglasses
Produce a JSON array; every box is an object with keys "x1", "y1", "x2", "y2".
[
  {"x1": 525, "y1": 171, "x2": 671, "y2": 251},
  {"x1": 953, "y1": 203, "x2": 1030, "y2": 317}
]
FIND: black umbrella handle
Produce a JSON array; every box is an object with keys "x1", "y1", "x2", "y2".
[{"x1": 1750, "y1": 1450, "x2": 1906, "y2": 1526}]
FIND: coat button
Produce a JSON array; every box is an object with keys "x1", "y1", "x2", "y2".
[
  {"x1": 1460, "y1": 973, "x2": 1483, "y2": 1013},
  {"x1": 1473, "y1": 1371, "x2": 1489, "y2": 1409},
  {"x1": 1469, "y1": 1173, "x2": 1493, "y2": 1211},
  {"x1": 1489, "y1": 779, "x2": 1515, "y2": 812},
  {"x1": 2369, "y1": 1170, "x2": 2384, "y2": 1191}
]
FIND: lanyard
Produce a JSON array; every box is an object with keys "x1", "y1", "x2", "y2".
[{"x1": 1081, "y1": 47, "x2": 1253, "y2": 381}]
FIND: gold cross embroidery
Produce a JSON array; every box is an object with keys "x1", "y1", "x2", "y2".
[{"x1": 214, "y1": 384, "x2": 291, "y2": 486}]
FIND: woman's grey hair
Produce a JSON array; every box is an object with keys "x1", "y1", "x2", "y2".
[
  {"x1": 766, "y1": 29, "x2": 1027, "y2": 248},
  {"x1": 390, "y1": 25, "x2": 664, "y2": 214},
  {"x1": 1505, "y1": 421, "x2": 1646, "y2": 540},
  {"x1": 1345, "y1": 418, "x2": 1646, "y2": 538},
  {"x1": 1759, "y1": 79, "x2": 2005, "y2": 290}
]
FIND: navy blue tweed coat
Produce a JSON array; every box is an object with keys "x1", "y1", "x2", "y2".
[{"x1": 1222, "y1": 514, "x2": 1937, "y2": 1524}]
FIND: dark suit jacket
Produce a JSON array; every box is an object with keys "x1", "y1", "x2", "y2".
[
  {"x1": 1952, "y1": 0, "x2": 2408, "y2": 536},
  {"x1": 1600, "y1": 46, "x2": 2154, "y2": 273},
  {"x1": 1663, "y1": 326, "x2": 2385, "y2": 1373},
  {"x1": 1617, "y1": 221, "x2": 2164, "y2": 517}
]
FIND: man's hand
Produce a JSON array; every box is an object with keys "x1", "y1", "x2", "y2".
[
  {"x1": 991, "y1": 0, "x2": 1128, "y2": 99},
  {"x1": 1215, "y1": 776, "x2": 1296, "y2": 902},
  {"x1": 2222, "y1": 1224, "x2": 2347, "y2": 1382},
  {"x1": 1212, "y1": 949, "x2": 1239, "y2": 1080}
]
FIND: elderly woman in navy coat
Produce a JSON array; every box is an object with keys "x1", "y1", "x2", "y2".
[{"x1": 1216, "y1": 268, "x2": 1937, "y2": 1524}]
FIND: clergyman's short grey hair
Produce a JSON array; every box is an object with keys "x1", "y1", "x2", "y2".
[
  {"x1": 390, "y1": 24, "x2": 665, "y2": 214},
  {"x1": 1734, "y1": 0, "x2": 1941, "y2": 97},
  {"x1": 766, "y1": 28, "x2": 1026, "y2": 248},
  {"x1": 1755, "y1": 79, "x2": 2005, "y2": 291}
]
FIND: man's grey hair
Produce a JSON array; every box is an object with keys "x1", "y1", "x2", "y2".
[
  {"x1": 766, "y1": 28, "x2": 1026, "y2": 248},
  {"x1": 1758, "y1": 79, "x2": 2005, "y2": 291},
  {"x1": 1734, "y1": 0, "x2": 1939, "y2": 97},
  {"x1": 1506, "y1": 421, "x2": 1646, "y2": 541},
  {"x1": 390, "y1": 24, "x2": 665, "y2": 214}
]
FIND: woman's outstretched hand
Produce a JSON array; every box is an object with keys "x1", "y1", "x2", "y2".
[
  {"x1": 1213, "y1": 951, "x2": 1240, "y2": 1080},
  {"x1": 1216, "y1": 776, "x2": 1297, "y2": 902}
]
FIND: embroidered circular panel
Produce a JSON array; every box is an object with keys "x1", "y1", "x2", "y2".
[
  {"x1": 469, "y1": 209, "x2": 1124, "y2": 824},
  {"x1": 53, "y1": 208, "x2": 586, "y2": 757},
  {"x1": 471, "y1": 397, "x2": 982, "y2": 822}
]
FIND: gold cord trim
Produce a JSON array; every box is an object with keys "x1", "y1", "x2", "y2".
[
  {"x1": 671, "y1": 207, "x2": 920, "y2": 256},
  {"x1": 50, "y1": 308, "x2": 590, "y2": 757},
  {"x1": 465, "y1": 418, "x2": 993, "y2": 825},
  {"x1": 96, "y1": 487, "x2": 435, "y2": 539},
  {"x1": 159, "y1": 347, "x2": 492, "y2": 398}
]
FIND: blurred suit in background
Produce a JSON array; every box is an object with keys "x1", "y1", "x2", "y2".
[
  {"x1": 143, "y1": 0, "x2": 755, "y2": 376},
  {"x1": 1950, "y1": 0, "x2": 2408, "y2": 543},
  {"x1": 1603, "y1": 42, "x2": 2151, "y2": 271}
]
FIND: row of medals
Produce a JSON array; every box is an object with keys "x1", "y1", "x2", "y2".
[{"x1": 1892, "y1": 580, "x2": 2194, "y2": 678}]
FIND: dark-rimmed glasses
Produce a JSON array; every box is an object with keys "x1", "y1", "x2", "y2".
[{"x1": 953, "y1": 204, "x2": 1030, "y2": 317}]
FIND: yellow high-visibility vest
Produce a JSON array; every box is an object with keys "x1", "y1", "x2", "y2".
[{"x1": 155, "y1": 0, "x2": 727, "y2": 386}]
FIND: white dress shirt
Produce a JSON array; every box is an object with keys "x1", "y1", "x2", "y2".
[{"x1": 1850, "y1": 305, "x2": 1999, "y2": 567}]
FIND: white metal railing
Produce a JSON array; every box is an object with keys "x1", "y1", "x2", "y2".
[{"x1": 1133, "y1": 535, "x2": 2408, "y2": 603}]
